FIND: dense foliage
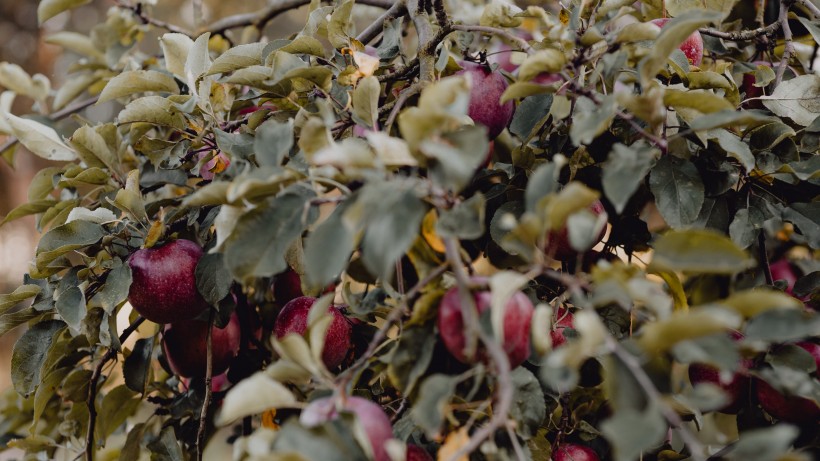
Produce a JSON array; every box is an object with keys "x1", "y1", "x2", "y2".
[{"x1": 0, "y1": 0, "x2": 819, "y2": 460}]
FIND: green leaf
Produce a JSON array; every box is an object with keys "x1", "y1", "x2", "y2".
[
  {"x1": 708, "y1": 129, "x2": 754, "y2": 173},
  {"x1": 0, "y1": 284, "x2": 42, "y2": 315},
  {"x1": 224, "y1": 192, "x2": 313, "y2": 283},
  {"x1": 525, "y1": 162, "x2": 560, "y2": 213},
  {"x1": 185, "y1": 33, "x2": 212, "y2": 87},
  {"x1": 600, "y1": 405, "x2": 667, "y2": 461},
  {"x1": 728, "y1": 208, "x2": 759, "y2": 249},
  {"x1": 195, "y1": 252, "x2": 232, "y2": 306},
  {"x1": 725, "y1": 425, "x2": 799, "y2": 461},
  {"x1": 54, "y1": 286, "x2": 85, "y2": 331},
  {"x1": 37, "y1": 0, "x2": 91, "y2": 24},
  {"x1": 639, "y1": 10, "x2": 722, "y2": 84},
  {"x1": 208, "y1": 42, "x2": 266, "y2": 75},
  {"x1": 5, "y1": 114, "x2": 76, "y2": 161},
  {"x1": 88, "y1": 262, "x2": 132, "y2": 314},
  {"x1": 744, "y1": 309, "x2": 820, "y2": 342},
  {"x1": 95, "y1": 385, "x2": 142, "y2": 442},
  {"x1": 119, "y1": 423, "x2": 147, "y2": 461},
  {"x1": 649, "y1": 229, "x2": 755, "y2": 274},
  {"x1": 352, "y1": 76, "x2": 380, "y2": 128},
  {"x1": 117, "y1": 96, "x2": 187, "y2": 129},
  {"x1": 603, "y1": 143, "x2": 657, "y2": 214},
  {"x1": 11, "y1": 320, "x2": 65, "y2": 396},
  {"x1": 518, "y1": 49, "x2": 566, "y2": 81},
  {"x1": 412, "y1": 374, "x2": 458, "y2": 439},
  {"x1": 124, "y1": 338, "x2": 154, "y2": 394},
  {"x1": 217, "y1": 371, "x2": 298, "y2": 425},
  {"x1": 664, "y1": 89, "x2": 734, "y2": 113},
  {"x1": 688, "y1": 109, "x2": 774, "y2": 131},
  {"x1": 35, "y1": 220, "x2": 106, "y2": 270},
  {"x1": 98, "y1": 70, "x2": 179, "y2": 103},
  {"x1": 649, "y1": 155, "x2": 704, "y2": 228},
  {"x1": 386, "y1": 324, "x2": 436, "y2": 395},
  {"x1": 510, "y1": 94, "x2": 553, "y2": 139},
  {"x1": 0, "y1": 307, "x2": 45, "y2": 337},
  {"x1": 271, "y1": 416, "x2": 368, "y2": 461},
  {"x1": 327, "y1": 0, "x2": 354, "y2": 50},
  {"x1": 69, "y1": 124, "x2": 119, "y2": 171},
  {"x1": 147, "y1": 426, "x2": 184, "y2": 461},
  {"x1": 359, "y1": 183, "x2": 427, "y2": 279},
  {"x1": 215, "y1": 129, "x2": 255, "y2": 160},
  {"x1": 664, "y1": 0, "x2": 738, "y2": 20},
  {"x1": 421, "y1": 126, "x2": 489, "y2": 192},
  {"x1": 1, "y1": 199, "x2": 59, "y2": 226},
  {"x1": 160, "y1": 33, "x2": 193, "y2": 80},
  {"x1": 762, "y1": 75, "x2": 820, "y2": 126},
  {"x1": 304, "y1": 200, "x2": 355, "y2": 289},
  {"x1": 782, "y1": 203, "x2": 820, "y2": 249},
  {"x1": 436, "y1": 193, "x2": 485, "y2": 240},
  {"x1": 510, "y1": 368, "x2": 547, "y2": 440},
  {"x1": 254, "y1": 119, "x2": 294, "y2": 167},
  {"x1": 570, "y1": 95, "x2": 617, "y2": 146}
]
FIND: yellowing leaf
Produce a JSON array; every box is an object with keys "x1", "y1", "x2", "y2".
[
  {"x1": 98, "y1": 70, "x2": 180, "y2": 103},
  {"x1": 437, "y1": 428, "x2": 469, "y2": 461},
  {"x1": 5, "y1": 114, "x2": 76, "y2": 161}
]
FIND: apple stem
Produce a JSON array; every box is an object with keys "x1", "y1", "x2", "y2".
[
  {"x1": 85, "y1": 316, "x2": 145, "y2": 461},
  {"x1": 196, "y1": 309, "x2": 215, "y2": 461}
]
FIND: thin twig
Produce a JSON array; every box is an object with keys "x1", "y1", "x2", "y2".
[
  {"x1": 117, "y1": 1, "x2": 193, "y2": 35},
  {"x1": 0, "y1": 96, "x2": 99, "y2": 156},
  {"x1": 796, "y1": 0, "x2": 820, "y2": 18},
  {"x1": 443, "y1": 237, "x2": 518, "y2": 461},
  {"x1": 758, "y1": 231, "x2": 774, "y2": 286},
  {"x1": 385, "y1": 83, "x2": 422, "y2": 131},
  {"x1": 605, "y1": 336, "x2": 707, "y2": 461},
  {"x1": 336, "y1": 263, "x2": 448, "y2": 391},
  {"x1": 698, "y1": 22, "x2": 780, "y2": 40},
  {"x1": 775, "y1": 0, "x2": 796, "y2": 87},
  {"x1": 86, "y1": 317, "x2": 146, "y2": 461},
  {"x1": 356, "y1": 0, "x2": 408, "y2": 45},
  {"x1": 196, "y1": 309, "x2": 215, "y2": 461}
]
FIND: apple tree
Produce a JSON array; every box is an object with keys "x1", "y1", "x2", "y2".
[{"x1": 0, "y1": 0, "x2": 818, "y2": 459}]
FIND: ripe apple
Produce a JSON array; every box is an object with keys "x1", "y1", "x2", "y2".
[
  {"x1": 552, "y1": 443, "x2": 600, "y2": 461},
  {"x1": 769, "y1": 259, "x2": 798, "y2": 295},
  {"x1": 456, "y1": 61, "x2": 515, "y2": 139},
  {"x1": 550, "y1": 307, "x2": 575, "y2": 348},
  {"x1": 437, "y1": 282, "x2": 534, "y2": 368},
  {"x1": 687, "y1": 331, "x2": 752, "y2": 413},
  {"x1": 756, "y1": 341, "x2": 820, "y2": 424},
  {"x1": 406, "y1": 444, "x2": 433, "y2": 461},
  {"x1": 128, "y1": 239, "x2": 210, "y2": 324},
  {"x1": 545, "y1": 200, "x2": 607, "y2": 261},
  {"x1": 273, "y1": 296, "x2": 352, "y2": 370},
  {"x1": 300, "y1": 396, "x2": 393, "y2": 461},
  {"x1": 650, "y1": 18, "x2": 704, "y2": 67},
  {"x1": 271, "y1": 268, "x2": 305, "y2": 304},
  {"x1": 162, "y1": 312, "x2": 241, "y2": 378}
]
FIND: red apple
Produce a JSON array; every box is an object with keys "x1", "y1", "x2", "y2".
[
  {"x1": 300, "y1": 396, "x2": 393, "y2": 461},
  {"x1": 552, "y1": 443, "x2": 600, "y2": 461},
  {"x1": 437, "y1": 282, "x2": 534, "y2": 368},
  {"x1": 128, "y1": 239, "x2": 210, "y2": 324},
  {"x1": 273, "y1": 296, "x2": 352, "y2": 370},
  {"x1": 456, "y1": 61, "x2": 515, "y2": 139},
  {"x1": 162, "y1": 312, "x2": 241, "y2": 378},
  {"x1": 272, "y1": 268, "x2": 305, "y2": 304},
  {"x1": 688, "y1": 331, "x2": 752, "y2": 413},
  {"x1": 545, "y1": 200, "x2": 607, "y2": 261},
  {"x1": 769, "y1": 259, "x2": 798, "y2": 295},
  {"x1": 406, "y1": 444, "x2": 434, "y2": 461},
  {"x1": 756, "y1": 341, "x2": 820, "y2": 424},
  {"x1": 650, "y1": 18, "x2": 704, "y2": 67},
  {"x1": 551, "y1": 307, "x2": 575, "y2": 348}
]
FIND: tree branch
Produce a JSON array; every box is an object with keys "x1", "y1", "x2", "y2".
[
  {"x1": 605, "y1": 336, "x2": 707, "y2": 461},
  {"x1": 775, "y1": 0, "x2": 796, "y2": 87},
  {"x1": 443, "y1": 238, "x2": 517, "y2": 461},
  {"x1": 796, "y1": 0, "x2": 820, "y2": 18},
  {"x1": 86, "y1": 316, "x2": 146, "y2": 461},
  {"x1": 699, "y1": 22, "x2": 781, "y2": 41},
  {"x1": 356, "y1": 0, "x2": 408, "y2": 45},
  {"x1": 452, "y1": 24, "x2": 532, "y2": 53},
  {"x1": 196, "y1": 309, "x2": 215, "y2": 461},
  {"x1": 117, "y1": 0, "x2": 193, "y2": 35}
]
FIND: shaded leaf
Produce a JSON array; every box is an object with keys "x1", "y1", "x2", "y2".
[
  {"x1": 603, "y1": 143, "x2": 657, "y2": 214},
  {"x1": 649, "y1": 229, "x2": 755, "y2": 274},
  {"x1": 11, "y1": 320, "x2": 65, "y2": 396},
  {"x1": 649, "y1": 155, "x2": 704, "y2": 228},
  {"x1": 195, "y1": 252, "x2": 232, "y2": 306}
]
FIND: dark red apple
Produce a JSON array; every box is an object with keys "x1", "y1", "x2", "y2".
[
  {"x1": 545, "y1": 200, "x2": 607, "y2": 261},
  {"x1": 437, "y1": 283, "x2": 534, "y2": 368},
  {"x1": 300, "y1": 396, "x2": 393, "y2": 461},
  {"x1": 273, "y1": 296, "x2": 352, "y2": 370},
  {"x1": 551, "y1": 307, "x2": 575, "y2": 348},
  {"x1": 456, "y1": 61, "x2": 515, "y2": 139},
  {"x1": 650, "y1": 18, "x2": 704, "y2": 67},
  {"x1": 688, "y1": 331, "x2": 752, "y2": 413},
  {"x1": 769, "y1": 259, "x2": 798, "y2": 295},
  {"x1": 272, "y1": 268, "x2": 305, "y2": 304},
  {"x1": 128, "y1": 239, "x2": 210, "y2": 324},
  {"x1": 756, "y1": 341, "x2": 820, "y2": 424},
  {"x1": 162, "y1": 312, "x2": 241, "y2": 378},
  {"x1": 552, "y1": 443, "x2": 600, "y2": 461},
  {"x1": 406, "y1": 444, "x2": 433, "y2": 461}
]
